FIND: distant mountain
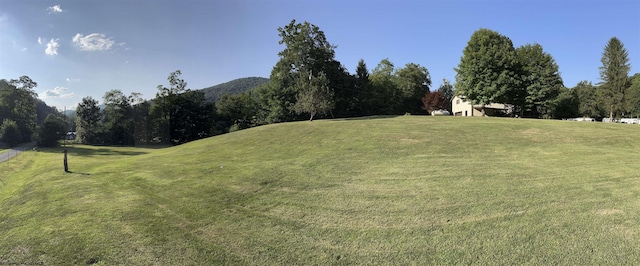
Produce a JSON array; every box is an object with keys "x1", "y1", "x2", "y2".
[
  {"x1": 35, "y1": 98, "x2": 66, "y2": 125},
  {"x1": 199, "y1": 77, "x2": 269, "y2": 102},
  {"x1": 61, "y1": 104, "x2": 104, "y2": 118},
  {"x1": 63, "y1": 109, "x2": 76, "y2": 117}
]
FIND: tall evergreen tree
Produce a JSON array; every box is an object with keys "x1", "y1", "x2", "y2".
[
  {"x1": 455, "y1": 28, "x2": 521, "y2": 116},
  {"x1": 598, "y1": 37, "x2": 631, "y2": 120},
  {"x1": 354, "y1": 59, "x2": 372, "y2": 115}
]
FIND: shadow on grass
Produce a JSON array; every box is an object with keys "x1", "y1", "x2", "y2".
[
  {"x1": 37, "y1": 145, "x2": 151, "y2": 157},
  {"x1": 334, "y1": 115, "x2": 401, "y2": 121},
  {"x1": 65, "y1": 170, "x2": 91, "y2": 176}
]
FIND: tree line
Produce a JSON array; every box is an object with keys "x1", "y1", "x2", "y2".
[
  {"x1": 215, "y1": 19, "x2": 454, "y2": 127},
  {"x1": 455, "y1": 29, "x2": 637, "y2": 120},
  {"x1": 72, "y1": 19, "x2": 455, "y2": 146},
  {"x1": 0, "y1": 77, "x2": 68, "y2": 148},
  {"x1": 2, "y1": 20, "x2": 637, "y2": 148}
]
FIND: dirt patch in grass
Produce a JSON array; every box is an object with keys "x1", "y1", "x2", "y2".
[
  {"x1": 594, "y1": 209, "x2": 625, "y2": 215},
  {"x1": 610, "y1": 224, "x2": 636, "y2": 240},
  {"x1": 399, "y1": 138, "x2": 423, "y2": 144}
]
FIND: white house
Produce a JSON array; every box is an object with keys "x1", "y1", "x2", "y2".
[{"x1": 452, "y1": 96, "x2": 511, "y2": 117}]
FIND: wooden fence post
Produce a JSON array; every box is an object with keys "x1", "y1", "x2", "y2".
[{"x1": 64, "y1": 149, "x2": 69, "y2": 172}]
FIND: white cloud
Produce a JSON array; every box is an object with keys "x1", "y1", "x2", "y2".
[
  {"x1": 72, "y1": 33, "x2": 115, "y2": 51},
  {"x1": 66, "y1": 78, "x2": 81, "y2": 83},
  {"x1": 38, "y1": 37, "x2": 43, "y2": 44},
  {"x1": 47, "y1": 5, "x2": 63, "y2": 14},
  {"x1": 0, "y1": 13, "x2": 9, "y2": 27},
  {"x1": 21, "y1": 47, "x2": 27, "y2": 52},
  {"x1": 41, "y1": 87, "x2": 74, "y2": 99},
  {"x1": 45, "y1": 39, "x2": 59, "y2": 55}
]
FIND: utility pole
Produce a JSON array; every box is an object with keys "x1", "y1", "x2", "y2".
[{"x1": 63, "y1": 106, "x2": 69, "y2": 172}]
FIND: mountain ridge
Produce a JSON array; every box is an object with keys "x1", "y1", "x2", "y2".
[{"x1": 198, "y1": 76, "x2": 269, "y2": 102}]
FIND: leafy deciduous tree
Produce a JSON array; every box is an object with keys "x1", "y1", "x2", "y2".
[
  {"x1": 76, "y1": 96, "x2": 102, "y2": 144},
  {"x1": 573, "y1": 81, "x2": 602, "y2": 118},
  {"x1": 0, "y1": 77, "x2": 38, "y2": 142},
  {"x1": 263, "y1": 19, "x2": 345, "y2": 122},
  {"x1": 37, "y1": 114, "x2": 65, "y2": 147},
  {"x1": 551, "y1": 87, "x2": 579, "y2": 119},
  {"x1": 103, "y1": 89, "x2": 135, "y2": 145},
  {"x1": 152, "y1": 71, "x2": 214, "y2": 144},
  {"x1": 370, "y1": 58, "x2": 397, "y2": 114},
  {"x1": 217, "y1": 92, "x2": 259, "y2": 131},
  {"x1": 516, "y1": 43, "x2": 564, "y2": 117},
  {"x1": 172, "y1": 90, "x2": 215, "y2": 143},
  {"x1": 293, "y1": 70, "x2": 334, "y2": 121},
  {"x1": 421, "y1": 91, "x2": 447, "y2": 113},
  {"x1": 0, "y1": 119, "x2": 21, "y2": 147},
  {"x1": 437, "y1": 78, "x2": 455, "y2": 112},
  {"x1": 455, "y1": 28, "x2": 520, "y2": 116},
  {"x1": 395, "y1": 63, "x2": 431, "y2": 114},
  {"x1": 152, "y1": 70, "x2": 188, "y2": 144},
  {"x1": 624, "y1": 73, "x2": 640, "y2": 117}
]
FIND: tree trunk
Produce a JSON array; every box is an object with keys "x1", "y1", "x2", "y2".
[{"x1": 610, "y1": 104, "x2": 614, "y2": 122}]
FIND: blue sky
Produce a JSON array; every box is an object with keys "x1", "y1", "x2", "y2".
[{"x1": 1, "y1": 0, "x2": 638, "y2": 110}]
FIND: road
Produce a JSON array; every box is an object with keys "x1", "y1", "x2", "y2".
[{"x1": 0, "y1": 142, "x2": 35, "y2": 163}]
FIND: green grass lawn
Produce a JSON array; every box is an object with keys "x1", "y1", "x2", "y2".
[{"x1": 2, "y1": 116, "x2": 640, "y2": 264}]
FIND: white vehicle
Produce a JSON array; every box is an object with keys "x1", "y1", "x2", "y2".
[
  {"x1": 566, "y1": 117, "x2": 594, "y2": 122},
  {"x1": 431, "y1": 110, "x2": 451, "y2": 116},
  {"x1": 620, "y1": 118, "x2": 639, "y2": 124},
  {"x1": 575, "y1": 117, "x2": 594, "y2": 122}
]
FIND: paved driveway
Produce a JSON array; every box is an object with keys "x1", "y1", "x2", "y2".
[{"x1": 0, "y1": 142, "x2": 35, "y2": 163}]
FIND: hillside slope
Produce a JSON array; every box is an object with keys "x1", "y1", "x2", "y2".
[
  {"x1": 199, "y1": 77, "x2": 269, "y2": 102},
  {"x1": 2, "y1": 117, "x2": 640, "y2": 264}
]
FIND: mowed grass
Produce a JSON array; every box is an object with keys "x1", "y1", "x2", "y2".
[{"x1": 2, "y1": 116, "x2": 640, "y2": 264}]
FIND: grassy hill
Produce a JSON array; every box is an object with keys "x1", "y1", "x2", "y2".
[
  {"x1": 2, "y1": 116, "x2": 640, "y2": 264},
  {"x1": 199, "y1": 77, "x2": 269, "y2": 102}
]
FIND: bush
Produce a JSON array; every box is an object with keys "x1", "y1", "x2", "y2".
[
  {"x1": 0, "y1": 119, "x2": 22, "y2": 147},
  {"x1": 229, "y1": 123, "x2": 241, "y2": 133},
  {"x1": 37, "y1": 114, "x2": 65, "y2": 147}
]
